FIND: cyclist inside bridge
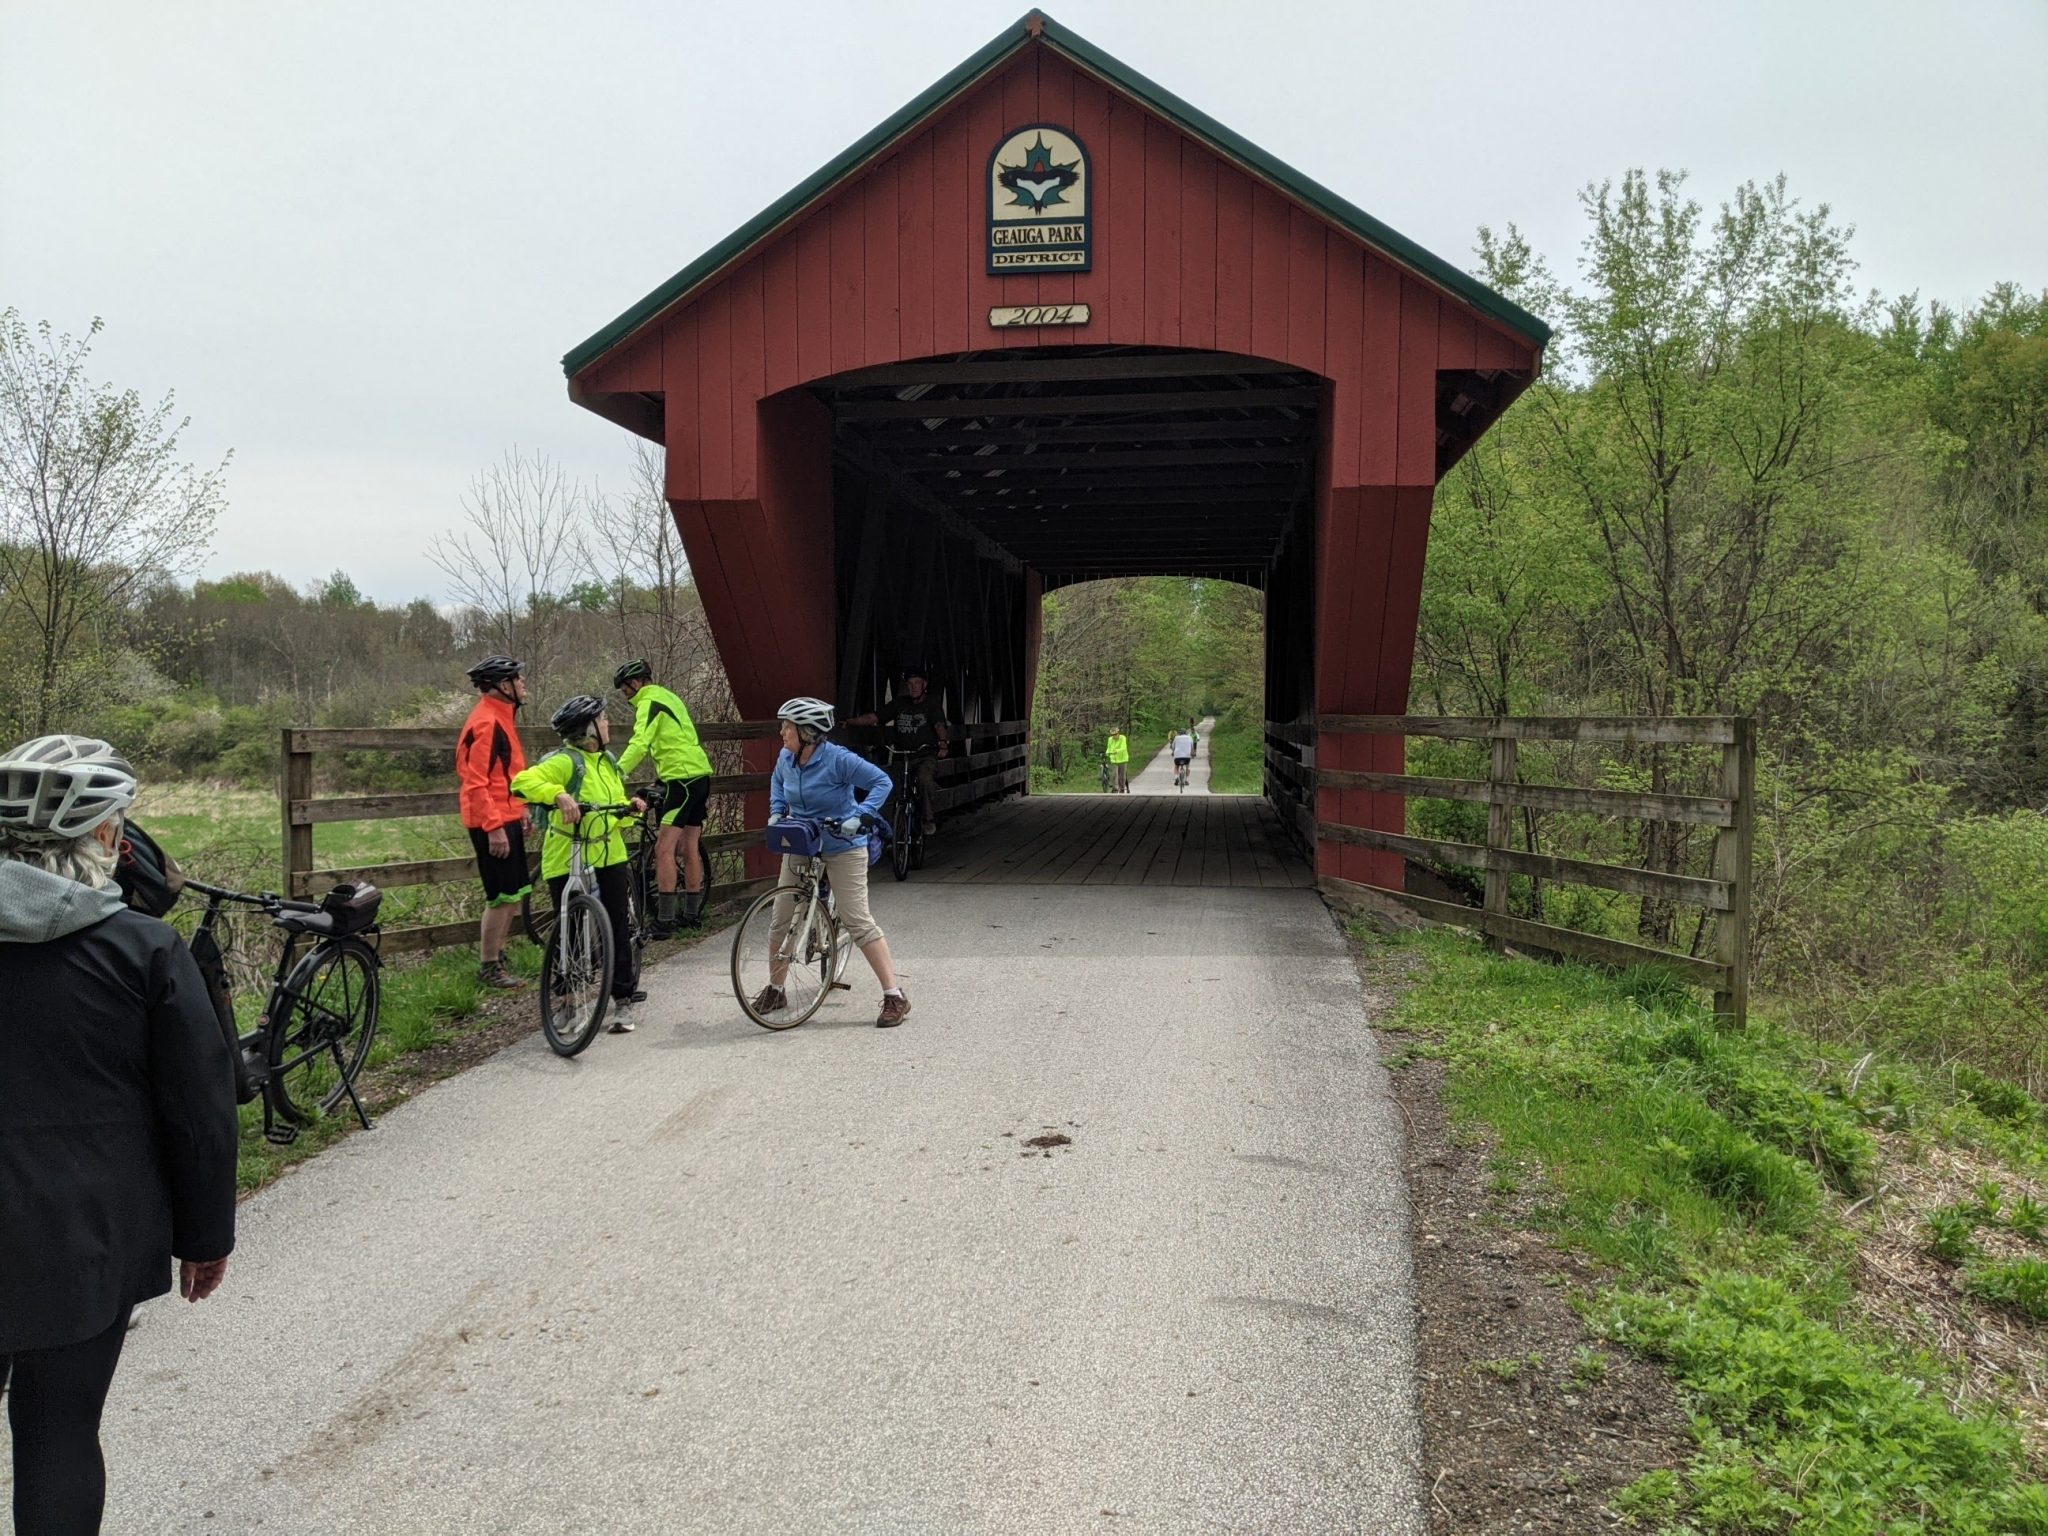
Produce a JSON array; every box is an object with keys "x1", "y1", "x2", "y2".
[
  {"x1": 511, "y1": 696, "x2": 647, "y2": 1033},
  {"x1": 612, "y1": 659, "x2": 713, "y2": 937},
  {"x1": 847, "y1": 666, "x2": 950, "y2": 836},
  {"x1": 456, "y1": 655, "x2": 531, "y2": 991}
]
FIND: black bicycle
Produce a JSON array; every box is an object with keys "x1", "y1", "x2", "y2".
[
  {"x1": 184, "y1": 877, "x2": 383, "y2": 1145},
  {"x1": 882, "y1": 745, "x2": 930, "y2": 882}
]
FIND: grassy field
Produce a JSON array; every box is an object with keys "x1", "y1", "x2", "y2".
[{"x1": 1372, "y1": 925, "x2": 2048, "y2": 1531}]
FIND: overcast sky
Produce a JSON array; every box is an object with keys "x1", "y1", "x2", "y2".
[{"x1": 4, "y1": 0, "x2": 2043, "y2": 603}]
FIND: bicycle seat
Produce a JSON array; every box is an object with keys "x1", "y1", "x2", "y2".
[{"x1": 274, "y1": 907, "x2": 339, "y2": 937}]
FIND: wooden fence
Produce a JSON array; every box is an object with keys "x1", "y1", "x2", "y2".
[
  {"x1": 280, "y1": 722, "x2": 777, "y2": 955},
  {"x1": 1269, "y1": 715, "x2": 1755, "y2": 1023},
  {"x1": 280, "y1": 717, "x2": 1033, "y2": 957}
]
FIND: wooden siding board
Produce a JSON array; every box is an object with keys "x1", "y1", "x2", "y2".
[
  {"x1": 1141, "y1": 114, "x2": 1181, "y2": 347},
  {"x1": 1179, "y1": 146, "x2": 1218, "y2": 351},
  {"x1": 795, "y1": 212, "x2": 832, "y2": 387},
  {"x1": 1104, "y1": 92, "x2": 1145, "y2": 342},
  {"x1": 1287, "y1": 209, "x2": 1327, "y2": 376},
  {"x1": 696, "y1": 286, "x2": 734, "y2": 501},
  {"x1": 1438, "y1": 304, "x2": 1478, "y2": 370},
  {"x1": 1360, "y1": 255, "x2": 1401, "y2": 483},
  {"x1": 930, "y1": 105, "x2": 972, "y2": 356},
  {"x1": 762, "y1": 239, "x2": 801, "y2": 396},
  {"x1": 1324, "y1": 246, "x2": 1365, "y2": 486},
  {"x1": 896, "y1": 132, "x2": 936, "y2": 360},
  {"x1": 965, "y1": 70, "x2": 1012, "y2": 348},
  {"x1": 863, "y1": 159, "x2": 901, "y2": 367},
  {"x1": 661, "y1": 316, "x2": 701, "y2": 503},
  {"x1": 1213, "y1": 166, "x2": 1254, "y2": 356},
  {"x1": 729, "y1": 259, "x2": 765, "y2": 500},
  {"x1": 1066, "y1": 68, "x2": 1112, "y2": 344},
  {"x1": 1396, "y1": 277, "x2": 1439, "y2": 485},
  {"x1": 1034, "y1": 54, "x2": 1078, "y2": 342},
  {"x1": 1249, "y1": 180, "x2": 1290, "y2": 362},
  {"x1": 828, "y1": 187, "x2": 866, "y2": 377},
  {"x1": 1475, "y1": 321, "x2": 1520, "y2": 370}
]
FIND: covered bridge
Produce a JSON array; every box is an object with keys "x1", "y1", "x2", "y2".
[{"x1": 562, "y1": 10, "x2": 1548, "y2": 890}]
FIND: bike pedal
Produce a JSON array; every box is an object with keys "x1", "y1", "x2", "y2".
[{"x1": 832, "y1": 980, "x2": 852, "y2": 991}]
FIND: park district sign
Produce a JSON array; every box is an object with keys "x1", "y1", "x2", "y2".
[{"x1": 986, "y1": 124, "x2": 1092, "y2": 274}]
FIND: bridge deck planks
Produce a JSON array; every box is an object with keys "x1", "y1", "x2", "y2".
[{"x1": 916, "y1": 795, "x2": 1310, "y2": 888}]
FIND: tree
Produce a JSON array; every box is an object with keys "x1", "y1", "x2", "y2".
[
  {"x1": 0, "y1": 310, "x2": 226, "y2": 734},
  {"x1": 428, "y1": 447, "x2": 587, "y2": 683}
]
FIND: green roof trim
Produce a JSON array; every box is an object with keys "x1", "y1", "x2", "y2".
[{"x1": 562, "y1": 10, "x2": 1548, "y2": 380}]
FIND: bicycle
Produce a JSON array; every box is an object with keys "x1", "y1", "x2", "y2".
[
  {"x1": 729, "y1": 814, "x2": 865, "y2": 1030},
  {"x1": 1099, "y1": 755, "x2": 1114, "y2": 793},
  {"x1": 537, "y1": 802, "x2": 641, "y2": 1057},
  {"x1": 1174, "y1": 757, "x2": 1192, "y2": 791},
  {"x1": 523, "y1": 785, "x2": 709, "y2": 950},
  {"x1": 183, "y1": 876, "x2": 383, "y2": 1146},
  {"x1": 880, "y1": 745, "x2": 931, "y2": 882}
]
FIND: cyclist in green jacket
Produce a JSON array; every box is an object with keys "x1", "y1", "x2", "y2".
[
  {"x1": 510, "y1": 696, "x2": 646, "y2": 1031},
  {"x1": 613, "y1": 660, "x2": 714, "y2": 937}
]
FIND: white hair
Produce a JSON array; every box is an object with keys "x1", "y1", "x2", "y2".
[{"x1": 0, "y1": 815, "x2": 122, "y2": 890}]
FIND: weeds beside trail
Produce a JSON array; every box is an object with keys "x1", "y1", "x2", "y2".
[{"x1": 1372, "y1": 924, "x2": 2048, "y2": 1534}]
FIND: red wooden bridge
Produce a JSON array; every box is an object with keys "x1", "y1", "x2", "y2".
[{"x1": 562, "y1": 10, "x2": 1549, "y2": 900}]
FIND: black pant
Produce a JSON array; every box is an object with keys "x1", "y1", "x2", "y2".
[
  {"x1": 2, "y1": 1309, "x2": 131, "y2": 1535},
  {"x1": 548, "y1": 864, "x2": 638, "y2": 1000}
]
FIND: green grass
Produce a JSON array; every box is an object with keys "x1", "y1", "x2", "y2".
[
  {"x1": 1375, "y1": 925, "x2": 2048, "y2": 1533},
  {"x1": 1202, "y1": 710, "x2": 1264, "y2": 794}
]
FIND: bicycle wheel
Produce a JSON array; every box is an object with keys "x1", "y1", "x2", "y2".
[
  {"x1": 521, "y1": 883, "x2": 554, "y2": 949},
  {"x1": 540, "y1": 889, "x2": 611, "y2": 1056},
  {"x1": 892, "y1": 793, "x2": 913, "y2": 882},
  {"x1": 266, "y1": 938, "x2": 380, "y2": 1125},
  {"x1": 730, "y1": 882, "x2": 836, "y2": 1030}
]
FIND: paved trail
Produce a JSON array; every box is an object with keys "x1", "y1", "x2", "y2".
[
  {"x1": 1129, "y1": 715, "x2": 1216, "y2": 796},
  {"x1": 79, "y1": 883, "x2": 1421, "y2": 1533}
]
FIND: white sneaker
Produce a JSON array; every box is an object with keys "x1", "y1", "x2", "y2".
[{"x1": 607, "y1": 1005, "x2": 636, "y2": 1034}]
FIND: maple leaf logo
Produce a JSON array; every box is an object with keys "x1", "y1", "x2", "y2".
[{"x1": 996, "y1": 133, "x2": 1081, "y2": 213}]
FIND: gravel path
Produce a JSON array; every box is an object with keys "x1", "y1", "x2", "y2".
[{"x1": 83, "y1": 883, "x2": 1421, "y2": 1534}]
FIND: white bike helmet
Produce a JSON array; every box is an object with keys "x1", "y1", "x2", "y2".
[
  {"x1": 0, "y1": 734, "x2": 139, "y2": 840},
  {"x1": 776, "y1": 697, "x2": 835, "y2": 736}
]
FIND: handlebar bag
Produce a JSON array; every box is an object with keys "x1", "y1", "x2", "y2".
[{"x1": 762, "y1": 817, "x2": 825, "y2": 859}]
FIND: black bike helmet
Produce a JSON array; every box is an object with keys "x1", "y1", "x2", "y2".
[
  {"x1": 550, "y1": 695, "x2": 606, "y2": 740},
  {"x1": 612, "y1": 658, "x2": 652, "y2": 690},
  {"x1": 466, "y1": 655, "x2": 523, "y2": 688}
]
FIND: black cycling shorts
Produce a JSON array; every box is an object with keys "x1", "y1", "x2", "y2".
[
  {"x1": 1173, "y1": 756, "x2": 1192, "y2": 769},
  {"x1": 468, "y1": 822, "x2": 532, "y2": 906},
  {"x1": 659, "y1": 776, "x2": 711, "y2": 829}
]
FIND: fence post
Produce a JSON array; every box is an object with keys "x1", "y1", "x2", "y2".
[
  {"x1": 1711, "y1": 717, "x2": 1755, "y2": 1027},
  {"x1": 281, "y1": 728, "x2": 313, "y2": 897},
  {"x1": 1483, "y1": 727, "x2": 1516, "y2": 952}
]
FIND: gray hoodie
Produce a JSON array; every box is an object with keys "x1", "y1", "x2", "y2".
[{"x1": 0, "y1": 859, "x2": 127, "y2": 944}]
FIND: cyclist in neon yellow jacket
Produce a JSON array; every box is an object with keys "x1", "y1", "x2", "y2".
[
  {"x1": 612, "y1": 660, "x2": 713, "y2": 937},
  {"x1": 510, "y1": 695, "x2": 646, "y2": 1030}
]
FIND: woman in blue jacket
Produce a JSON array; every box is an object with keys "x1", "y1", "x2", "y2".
[{"x1": 755, "y1": 696, "x2": 912, "y2": 1027}]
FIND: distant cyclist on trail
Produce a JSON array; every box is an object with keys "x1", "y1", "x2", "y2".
[
  {"x1": 612, "y1": 659, "x2": 713, "y2": 937},
  {"x1": 757, "y1": 697, "x2": 912, "y2": 1028},
  {"x1": 1171, "y1": 726, "x2": 1198, "y2": 789},
  {"x1": 1104, "y1": 727, "x2": 1130, "y2": 793},
  {"x1": 456, "y1": 655, "x2": 531, "y2": 991},
  {"x1": 848, "y1": 667, "x2": 949, "y2": 836},
  {"x1": 511, "y1": 696, "x2": 647, "y2": 1033}
]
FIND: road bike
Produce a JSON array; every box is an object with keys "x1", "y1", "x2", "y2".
[
  {"x1": 729, "y1": 814, "x2": 864, "y2": 1030},
  {"x1": 537, "y1": 802, "x2": 643, "y2": 1057},
  {"x1": 184, "y1": 876, "x2": 383, "y2": 1145},
  {"x1": 882, "y1": 745, "x2": 930, "y2": 882}
]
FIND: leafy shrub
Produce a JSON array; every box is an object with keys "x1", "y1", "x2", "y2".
[
  {"x1": 2010, "y1": 1195, "x2": 2046, "y2": 1241},
  {"x1": 1927, "y1": 1205, "x2": 1982, "y2": 1264},
  {"x1": 1954, "y1": 1061, "x2": 2041, "y2": 1127},
  {"x1": 1965, "y1": 1259, "x2": 2048, "y2": 1321}
]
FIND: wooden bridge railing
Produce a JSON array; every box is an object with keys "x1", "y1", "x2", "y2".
[
  {"x1": 1269, "y1": 715, "x2": 1755, "y2": 1024},
  {"x1": 280, "y1": 722, "x2": 778, "y2": 956}
]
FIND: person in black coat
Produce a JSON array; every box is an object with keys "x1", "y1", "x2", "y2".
[{"x1": 0, "y1": 736, "x2": 238, "y2": 1536}]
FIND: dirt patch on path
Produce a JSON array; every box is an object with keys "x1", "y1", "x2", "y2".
[{"x1": 1352, "y1": 931, "x2": 1691, "y2": 1533}]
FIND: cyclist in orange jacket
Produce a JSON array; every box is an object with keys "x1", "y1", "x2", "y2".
[{"x1": 456, "y1": 656, "x2": 530, "y2": 989}]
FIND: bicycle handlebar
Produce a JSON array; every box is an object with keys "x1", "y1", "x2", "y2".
[{"x1": 182, "y1": 876, "x2": 314, "y2": 912}]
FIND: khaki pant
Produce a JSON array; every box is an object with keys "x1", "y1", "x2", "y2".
[{"x1": 770, "y1": 848, "x2": 884, "y2": 952}]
